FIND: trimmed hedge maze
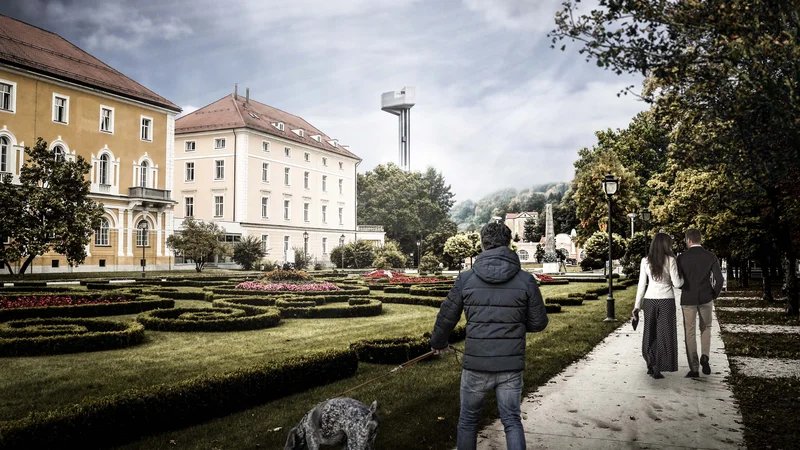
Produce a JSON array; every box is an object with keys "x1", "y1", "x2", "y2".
[
  {"x1": 0, "y1": 293, "x2": 173, "y2": 321},
  {"x1": 351, "y1": 336, "x2": 430, "y2": 364},
  {"x1": 212, "y1": 297, "x2": 383, "y2": 319},
  {"x1": 0, "y1": 317, "x2": 145, "y2": 357},
  {"x1": 137, "y1": 307, "x2": 281, "y2": 332}
]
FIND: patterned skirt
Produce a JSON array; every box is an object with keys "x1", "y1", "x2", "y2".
[{"x1": 641, "y1": 297, "x2": 678, "y2": 372}]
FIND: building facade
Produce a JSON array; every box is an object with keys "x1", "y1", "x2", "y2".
[
  {"x1": 504, "y1": 211, "x2": 538, "y2": 241},
  {"x1": 174, "y1": 89, "x2": 383, "y2": 268},
  {"x1": 0, "y1": 15, "x2": 181, "y2": 272}
]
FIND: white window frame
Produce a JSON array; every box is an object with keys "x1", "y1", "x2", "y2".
[
  {"x1": 304, "y1": 152, "x2": 310, "y2": 162},
  {"x1": 303, "y1": 202, "x2": 310, "y2": 222},
  {"x1": 136, "y1": 220, "x2": 150, "y2": 247},
  {"x1": 99, "y1": 105, "x2": 114, "y2": 134},
  {"x1": 0, "y1": 136, "x2": 9, "y2": 173},
  {"x1": 283, "y1": 199, "x2": 291, "y2": 220},
  {"x1": 214, "y1": 137, "x2": 226, "y2": 149},
  {"x1": 322, "y1": 157, "x2": 327, "y2": 166},
  {"x1": 277, "y1": 122, "x2": 285, "y2": 132},
  {"x1": 52, "y1": 93, "x2": 70, "y2": 124},
  {"x1": 140, "y1": 115, "x2": 153, "y2": 141},
  {"x1": 322, "y1": 175, "x2": 327, "y2": 192},
  {"x1": 339, "y1": 161, "x2": 344, "y2": 170},
  {"x1": 262, "y1": 141, "x2": 270, "y2": 152},
  {"x1": 284, "y1": 147, "x2": 291, "y2": 158},
  {"x1": 339, "y1": 207, "x2": 344, "y2": 225},
  {"x1": 284, "y1": 167, "x2": 290, "y2": 186},
  {"x1": 261, "y1": 234, "x2": 269, "y2": 253},
  {"x1": 304, "y1": 171, "x2": 310, "y2": 189},
  {"x1": 322, "y1": 237, "x2": 328, "y2": 255},
  {"x1": 185, "y1": 141, "x2": 196, "y2": 152},
  {"x1": 139, "y1": 160, "x2": 149, "y2": 187},
  {"x1": 185, "y1": 161, "x2": 195, "y2": 182},
  {"x1": 214, "y1": 196, "x2": 224, "y2": 218},
  {"x1": 261, "y1": 196, "x2": 270, "y2": 219},
  {"x1": 261, "y1": 162, "x2": 270, "y2": 183},
  {"x1": 98, "y1": 153, "x2": 110, "y2": 185},
  {"x1": 0, "y1": 79, "x2": 16, "y2": 113},
  {"x1": 283, "y1": 236, "x2": 290, "y2": 258},
  {"x1": 214, "y1": 160, "x2": 225, "y2": 180},
  {"x1": 94, "y1": 218, "x2": 110, "y2": 246},
  {"x1": 322, "y1": 205, "x2": 327, "y2": 224},
  {"x1": 339, "y1": 178, "x2": 343, "y2": 195},
  {"x1": 185, "y1": 196, "x2": 194, "y2": 217}
]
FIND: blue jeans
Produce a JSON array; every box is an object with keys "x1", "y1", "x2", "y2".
[{"x1": 458, "y1": 369, "x2": 525, "y2": 450}]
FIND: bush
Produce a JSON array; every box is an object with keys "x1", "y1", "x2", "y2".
[
  {"x1": 545, "y1": 297, "x2": 584, "y2": 306},
  {"x1": 538, "y1": 279, "x2": 569, "y2": 285},
  {"x1": 580, "y1": 256, "x2": 605, "y2": 271},
  {"x1": 0, "y1": 349, "x2": 358, "y2": 449},
  {"x1": 351, "y1": 337, "x2": 430, "y2": 364},
  {"x1": 418, "y1": 254, "x2": 440, "y2": 274},
  {"x1": 0, "y1": 295, "x2": 173, "y2": 322},
  {"x1": 232, "y1": 236, "x2": 266, "y2": 270},
  {"x1": 545, "y1": 304, "x2": 562, "y2": 314},
  {"x1": 137, "y1": 307, "x2": 281, "y2": 332},
  {"x1": 348, "y1": 298, "x2": 371, "y2": 306},
  {"x1": 0, "y1": 318, "x2": 145, "y2": 357},
  {"x1": 375, "y1": 241, "x2": 407, "y2": 269},
  {"x1": 383, "y1": 286, "x2": 410, "y2": 294},
  {"x1": 408, "y1": 285, "x2": 451, "y2": 297},
  {"x1": 293, "y1": 247, "x2": 314, "y2": 270},
  {"x1": 262, "y1": 260, "x2": 278, "y2": 271},
  {"x1": 275, "y1": 299, "x2": 317, "y2": 308},
  {"x1": 372, "y1": 256, "x2": 390, "y2": 270},
  {"x1": 277, "y1": 300, "x2": 383, "y2": 319},
  {"x1": 261, "y1": 270, "x2": 312, "y2": 283},
  {"x1": 145, "y1": 289, "x2": 213, "y2": 301}
]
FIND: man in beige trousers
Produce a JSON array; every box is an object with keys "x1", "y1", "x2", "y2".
[{"x1": 677, "y1": 229, "x2": 724, "y2": 378}]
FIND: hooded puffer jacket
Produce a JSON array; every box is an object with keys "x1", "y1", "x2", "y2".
[{"x1": 430, "y1": 246, "x2": 548, "y2": 372}]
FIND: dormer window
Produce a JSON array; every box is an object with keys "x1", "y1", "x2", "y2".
[
  {"x1": 327, "y1": 139, "x2": 338, "y2": 148},
  {"x1": 311, "y1": 135, "x2": 322, "y2": 143},
  {"x1": 292, "y1": 128, "x2": 305, "y2": 137},
  {"x1": 275, "y1": 122, "x2": 285, "y2": 132}
]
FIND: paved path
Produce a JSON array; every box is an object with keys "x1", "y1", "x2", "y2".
[{"x1": 476, "y1": 300, "x2": 745, "y2": 449}]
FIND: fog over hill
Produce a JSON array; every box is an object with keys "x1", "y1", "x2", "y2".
[{"x1": 450, "y1": 182, "x2": 569, "y2": 231}]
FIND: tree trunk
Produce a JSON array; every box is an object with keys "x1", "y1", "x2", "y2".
[
  {"x1": 17, "y1": 255, "x2": 36, "y2": 279},
  {"x1": 761, "y1": 256, "x2": 773, "y2": 302},
  {"x1": 741, "y1": 260, "x2": 750, "y2": 288},
  {"x1": 784, "y1": 252, "x2": 799, "y2": 316},
  {"x1": 4, "y1": 261, "x2": 13, "y2": 276},
  {"x1": 726, "y1": 261, "x2": 734, "y2": 283}
]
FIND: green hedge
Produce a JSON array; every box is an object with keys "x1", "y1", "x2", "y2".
[
  {"x1": 383, "y1": 286, "x2": 410, "y2": 294},
  {"x1": 5, "y1": 282, "x2": 48, "y2": 288},
  {"x1": 0, "y1": 295, "x2": 173, "y2": 322},
  {"x1": 348, "y1": 298, "x2": 371, "y2": 306},
  {"x1": 367, "y1": 284, "x2": 386, "y2": 291},
  {"x1": 538, "y1": 280, "x2": 570, "y2": 285},
  {"x1": 546, "y1": 304, "x2": 562, "y2": 314},
  {"x1": 145, "y1": 288, "x2": 213, "y2": 301},
  {"x1": 363, "y1": 295, "x2": 444, "y2": 308},
  {"x1": 277, "y1": 301, "x2": 383, "y2": 319},
  {"x1": 275, "y1": 299, "x2": 316, "y2": 308},
  {"x1": 408, "y1": 285, "x2": 451, "y2": 297},
  {"x1": 0, "y1": 349, "x2": 358, "y2": 449},
  {"x1": 211, "y1": 298, "x2": 275, "y2": 315},
  {"x1": 0, "y1": 318, "x2": 145, "y2": 357},
  {"x1": 546, "y1": 297, "x2": 584, "y2": 307},
  {"x1": 351, "y1": 337, "x2": 430, "y2": 364},
  {"x1": 137, "y1": 307, "x2": 281, "y2": 332}
]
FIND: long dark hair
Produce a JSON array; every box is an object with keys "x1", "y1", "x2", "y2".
[{"x1": 648, "y1": 233, "x2": 675, "y2": 282}]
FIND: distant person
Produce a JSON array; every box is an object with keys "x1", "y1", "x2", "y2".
[
  {"x1": 430, "y1": 222, "x2": 548, "y2": 450},
  {"x1": 677, "y1": 229, "x2": 723, "y2": 377},
  {"x1": 632, "y1": 233, "x2": 683, "y2": 379}
]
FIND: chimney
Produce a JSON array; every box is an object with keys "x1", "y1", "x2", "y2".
[
  {"x1": 234, "y1": 83, "x2": 238, "y2": 100},
  {"x1": 246, "y1": 88, "x2": 250, "y2": 104}
]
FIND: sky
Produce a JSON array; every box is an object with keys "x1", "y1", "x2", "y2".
[{"x1": 0, "y1": 0, "x2": 646, "y2": 202}]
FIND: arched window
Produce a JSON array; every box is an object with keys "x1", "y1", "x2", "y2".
[
  {"x1": 53, "y1": 145, "x2": 65, "y2": 162},
  {"x1": 95, "y1": 218, "x2": 109, "y2": 246},
  {"x1": 137, "y1": 220, "x2": 149, "y2": 247},
  {"x1": 140, "y1": 161, "x2": 148, "y2": 187},
  {"x1": 518, "y1": 249, "x2": 529, "y2": 261},
  {"x1": 99, "y1": 154, "x2": 109, "y2": 185},
  {"x1": 0, "y1": 136, "x2": 8, "y2": 173}
]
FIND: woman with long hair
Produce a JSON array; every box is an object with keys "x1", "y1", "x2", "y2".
[{"x1": 633, "y1": 233, "x2": 683, "y2": 379}]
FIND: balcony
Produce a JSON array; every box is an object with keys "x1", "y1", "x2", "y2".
[
  {"x1": 128, "y1": 186, "x2": 175, "y2": 208},
  {"x1": 357, "y1": 225, "x2": 384, "y2": 232}
]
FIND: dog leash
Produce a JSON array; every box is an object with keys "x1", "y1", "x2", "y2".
[{"x1": 331, "y1": 345, "x2": 462, "y2": 399}]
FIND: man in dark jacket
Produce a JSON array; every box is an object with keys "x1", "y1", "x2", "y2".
[
  {"x1": 430, "y1": 222, "x2": 548, "y2": 450},
  {"x1": 677, "y1": 229, "x2": 724, "y2": 378}
]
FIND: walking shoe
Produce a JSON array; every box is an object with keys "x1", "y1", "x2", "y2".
[
  {"x1": 700, "y1": 355, "x2": 711, "y2": 375},
  {"x1": 685, "y1": 371, "x2": 700, "y2": 378},
  {"x1": 647, "y1": 366, "x2": 653, "y2": 375},
  {"x1": 652, "y1": 370, "x2": 664, "y2": 379}
]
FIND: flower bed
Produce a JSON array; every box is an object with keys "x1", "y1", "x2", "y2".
[
  {"x1": 0, "y1": 293, "x2": 173, "y2": 322},
  {"x1": 261, "y1": 269, "x2": 312, "y2": 283},
  {"x1": 0, "y1": 317, "x2": 145, "y2": 357},
  {"x1": 136, "y1": 307, "x2": 281, "y2": 332},
  {"x1": 535, "y1": 274, "x2": 555, "y2": 282},
  {"x1": 234, "y1": 281, "x2": 341, "y2": 292},
  {"x1": 363, "y1": 270, "x2": 452, "y2": 284},
  {"x1": 1, "y1": 295, "x2": 131, "y2": 309}
]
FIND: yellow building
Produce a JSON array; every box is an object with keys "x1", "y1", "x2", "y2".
[{"x1": 0, "y1": 15, "x2": 181, "y2": 273}]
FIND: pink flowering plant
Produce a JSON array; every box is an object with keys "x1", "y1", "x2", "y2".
[
  {"x1": 235, "y1": 281, "x2": 341, "y2": 292},
  {"x1": 0, "y1": 295, "x2": 131, "y2": 309}
]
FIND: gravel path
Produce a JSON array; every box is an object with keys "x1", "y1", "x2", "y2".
[{"x1": 721, "y1": 324, "x2": 799, "y2": 334}]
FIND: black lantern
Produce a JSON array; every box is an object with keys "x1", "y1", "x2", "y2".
[{"x1": 602, "y1": 174, "x2": 618, "y2": 322}]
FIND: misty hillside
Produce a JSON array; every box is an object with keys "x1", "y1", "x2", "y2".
[{"x1": 450, "y1": 182, "x2": 569, "y2": 231}]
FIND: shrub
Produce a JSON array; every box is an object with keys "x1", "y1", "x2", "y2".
[
  {"x1": 262, "y1": 259, "x2": 278, "y2": 271},
  {"x1": 408, "y1": 285, "x2": 451, "y2": 297},
  {"x1": 275, "y1": 299, "x2": 316, "y2": 308},
  {"x1": 580, "y1": 256, "x2": 605, "y2": 271},
  {"x1": 137, "y1": 307, "x2": 281, "y2": 332},
  {"x1": 418, "y1": 254, "x2": 440, "y2": 274},
  {"x1": 545, "y1": 304, "x2": 562, "y2": 314},
  {"x1": 351, "y1": 337, "x2": 430, "y2": 364},
  {"x1": 261, "y1": 269, "x2": 312, "y2": 283},
  {"x1": 546, "y1": 297, "x2": 584, "y2": 306},
  {"x1": 0, "y1": 349, "x2": 358, "y2": 449},
  {"x1": 538, "y1": 279, "x2": 569, "y2": 285},
  {"x1": 372, "y1": 256, "x2": 390, "y2": 270},
  {"x1": 232, "y1": 236, "x2": 266, "y2": 270},
  {"x1": 145, "y1": 289, "x2": 213, "y2": 301},
  {"x1": 277, "y1": 300, "x2": 383, "y2": 319},
  {"x1": 293, "y1": 247, "x2": 313, "y2": 270},
  {"x1": 348, "y1": 298, "x2": 371, "y2": 306},
  {"x1": 0, "y1": 318, "x2": 145, "y2": 357},
  {"x1": 0, "y1": 295, "x2": 173, "y2": 322},
  {"x1": 383, "y1": 286, "x2": 410, "y2": 294},
  {"x1": 375, "y1": 241, "x2": 407, "y2": 269}
]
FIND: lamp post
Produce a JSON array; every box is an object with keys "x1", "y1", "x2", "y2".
[
  {"x1": 138, "y1": 221, "x2": 148, "y2": 278},
  {"x1": 627, "y1": 212, "x2": 637, "y2": 238},
  {"x1": 339, "y1": 234, "x2": 345, "y2": 269},
  {"x1": 416, "y1": 240, "x2": 421, "y2": 268},
  {"x1": 602, "y1": 174, "x2": 619, "y2": 322},
  {"x1": 303, "y1": 231, "x2": 309, "y2": 268},
  {"x1": 641, "y1": 207, "x2": 651, "y2": 255}
]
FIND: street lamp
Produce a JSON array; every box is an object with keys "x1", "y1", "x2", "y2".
[
  {"x1": 303, "y1": 231, "x2": 309, "y2": 268},
  {"x1": 602, "y1": 174, "x2": 619, "y2": 322},
  {"x1": 138, "y1": 221, "x2": 148, "y2": 278},
  {"x1": 416, "y1": 240, "x2": 421, "y2": 268},
  {"x1": 339, "y1": 234, "x2": 345, "y2": 269},
  {"x1": 627, "y1": 212, "x2": 637, "y2": 237},
  {"x1": 640, "y1": 207, "x2": 651, "y2": 255}
]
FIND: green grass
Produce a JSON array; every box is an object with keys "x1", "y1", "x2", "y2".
[
  {"x1": 112, "y1": 285, "x2": 633, "y2": 450},
  {"x1": 721, "y1": 332, "x2": 800, "y2": 359},
  {"x1": 716, "y1": 309, "x2": 799, "y2": 326}
]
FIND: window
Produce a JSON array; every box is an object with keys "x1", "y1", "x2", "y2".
[
  {"x1": 185, "y1": 197, "x2": 194, "y2": 217},
  {"x1": 99, "y1": 106, "x2": 114, "y2": 133},
  {"x1": 52, "y1": 260, "x2": 59, "y2": 268},
  {"x1": 53, "y1": 145, "x2": 65, "y2": 162},
  {"x1": 339, "y1": 161, "x2": 344, "y2": 170},
  {"x1": 261, "y1": 162, "x2": 269, "y2": 182},
  {"x1": 304, "y1": 152, "x2": 310, "y2": 162},
  {"x1": 185, "y1": 141, "x2": 196, "y2": 152},
  {"x1": 519, "y1": 249, "x2": 529, "y2": 261},
  {"x1": 0, "y1": 136, "x2": 8, "y2": 173},
  {"x1": 338, "y1": 179, "x2": 343, "y2": 195},
  {"x1": 140, "y1": 160, "x2": 148, "y2": 187},
  {"x1": 99, "y1": 259, "x2": 106, "y2": 267},
  {"x1": 140, "y1": 116, "x2": 152, "y2": 141},
  {"x1": 0, "y1": 81, "x2": 15, "y2": 112},
  {"x1": 214, "y1": 196, "x2": 224, "y2": 217},
  {"x1": 261, "y1": 197, "x2": 269, "y2": 218},
  {"x1": 304, "y1": 171, "x2": 309, "y2": 189},
  {"x1": 262, "y1": 141, "x2": 270, "y2": 152},
  {"x1": 185, "y1": 162, "x2": 195, "y2": 182},
  {"x1": 215, "y1": 160, "x2": 225, "y2": 180},
  {"x1": 52, "y1": 93, "x2": 69, "y2": 124},
  {"x1": 284, "y1": 147, "x2": 291, "y2": 157},
  {"x1": 303, "y1": 202, "x2": 310, "y2": 222},
  {"x1": 322, "y1": 175, "x2": 327, "y2": 192},
  {"x1": 261, "y1": 234, "x2": 269, "y2": 252},
  {"x1": 283, "y1": 200, "x2": 290, "y2": 220},
  {"x1": 277, "y1": 122, "x2": 285, "y2": 131},
  {"x1": 214, "y1": 138, "x2": 226, "y2": 149},
  {"x1": 284, "y1": 167, "x2": 290, "y2": 185},
  {"x1": 322, "y1": 205, "x2": 327, "y2": 223},
  {"x1": 339, "y1": 207, "x2": 344, "y2": 225},
  {"x1": 322, "y1": 237, "x2": 328, "y2": 255},
  {"x1": 99, "y1": 154, "x2": 110, "y2": 185},
  {"x1": 136, "y1": 220, "x2": 149, "y2": 247},
  {"x1": 283, "y1": 236, "x2": 290, "y2": 258},
  {"x1": 95, "y1": 218, "x2": 110, "y2": 246},
  {"x1": 322, "y1": 157, "x2": 327, "y2": 166}
]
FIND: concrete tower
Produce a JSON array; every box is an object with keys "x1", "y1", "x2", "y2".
[{"x1": 381, "y1": 87, "x2": 416, "y2": 172}]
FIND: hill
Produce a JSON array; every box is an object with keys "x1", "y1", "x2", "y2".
[{"x1": 450, "y1": 182, "x2": 569, "y2": 231}]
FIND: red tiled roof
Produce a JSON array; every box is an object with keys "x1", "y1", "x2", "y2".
[
  {"x1": 176, "y1": 94, "x2": 360, "y2": 160},
  {"x1": 506, "y1": 211, "x2": 538, "y2": 220},
  {"x1": 0, "y1": 14, "x2": 180, "y2": 112}
]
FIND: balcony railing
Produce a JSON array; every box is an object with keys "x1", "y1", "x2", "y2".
[
  {"x1": 357, "y1": 225, "x2": 384, "y2": 232},
  {"x1": 129, "y1": 186, "x2": 172, "y2": 201}
]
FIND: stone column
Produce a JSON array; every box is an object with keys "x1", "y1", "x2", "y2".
[{"x1": 156, "y1": 212, "x2": 163, "y2": 257}]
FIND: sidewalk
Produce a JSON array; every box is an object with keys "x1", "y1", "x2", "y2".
[{"x1": 476, "y1": 300, "x2": 745, "y2": 449}]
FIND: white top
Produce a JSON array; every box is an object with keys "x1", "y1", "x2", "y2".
[{"x1": 634, "y1": 256, "x2": 683, "y2": 310}]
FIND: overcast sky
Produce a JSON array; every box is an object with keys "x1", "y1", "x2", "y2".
[{"x1": 1, "y1": 0, "x2": 646, "y2": 201}]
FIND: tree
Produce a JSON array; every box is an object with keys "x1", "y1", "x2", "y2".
[
  {"x1": 466, "y1": 231, "x2": 482, "y2": 266},
  {"x1": 293, "y1": 247, "x2": 313, "y2": 270},
  {"x1": 232, "y1": 235, "x2": 265, "y2": 270},
  {"x1": 523, "y1": 218, "x2": 538, "y2": 243},
  {"x1": 330, "y1": 240, "x2": 376, "y2": 269},
  {"x1": 444, "y1": 234, "x2": 473, "y2": 270},
  {"x1": 0, "y1": 138, "x2": 104, "y2": 277},
  {"x1": 584, "y1": 231, "x2": 627, "y2": 262},
  {"x1": 419, "y1": 253, "x2": 440, "y2": 274},
  {"x1": 422, "y1": 220, "x2": 458, "y2": 263},
  {"x1": 535, "y1": 244, "x2": 545, "y2": 263},
  {"x1": 166, "y1": 218, "x2": 227, "y2": 272},
  {"x1": 375, "y1": 240, "x2": 407, "y2": 268}
]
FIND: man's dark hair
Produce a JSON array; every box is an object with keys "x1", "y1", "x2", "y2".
[
  {"x1": 685, "y1": 229, "x2": 702, "y2": 245},
  {"x1": 480, "y1": 222, "x2": 512, "y2": 250}
]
